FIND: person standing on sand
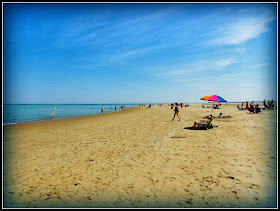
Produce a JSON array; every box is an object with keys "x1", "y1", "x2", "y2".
[
  {"x1": 172, "y1": 103, "x2": 180, "y2": 121},
  {"x1": 101, "y1": 106, "x2": 104, "y2": 114}
]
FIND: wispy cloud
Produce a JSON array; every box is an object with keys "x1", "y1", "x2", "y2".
[
  {"x1": 151, "y1": 57, "x2": 236, "y2": 78},
  {"x1": 110, "y1": 43, "x2": 174, "y2": 61},
  {"x1": 72, "y1": 7, "x2": 176, "y2": 45},
  {"x1": 249, "y1": 63, "x2": 270, "y2": 69},
  {"x1": 231, "y1": 48, "x2": 246, "y2": 54},
  {"x1": 206, "y1": 16, "x2": 275, "y2": 45}
]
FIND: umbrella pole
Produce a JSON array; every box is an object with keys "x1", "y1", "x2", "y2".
[{"x1": 212, "y1": 101, "x2": 214, "y2": 116}]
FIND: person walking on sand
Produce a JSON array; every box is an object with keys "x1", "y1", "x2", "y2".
[
  {"x1": 172, "y1": 103, "x2": 180, "y2": 121},
  {"x1": 101, "y1": 106, "x2": 104, "y2": 114}
]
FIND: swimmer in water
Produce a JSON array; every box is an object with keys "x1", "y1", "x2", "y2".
[{"x1": 50, "y1": 111, "x2": 54, "y2": 119}]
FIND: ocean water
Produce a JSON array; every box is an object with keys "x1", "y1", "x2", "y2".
[{"x1": 3, "y1": 104, "x2": 145, "y2": 125}]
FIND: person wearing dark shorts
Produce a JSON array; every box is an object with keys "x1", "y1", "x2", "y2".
[{"x1": 172, "y1": 103, "x2": 180, "y2": 121}]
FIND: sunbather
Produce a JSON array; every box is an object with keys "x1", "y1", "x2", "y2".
[
  {"x1": 255, "y1": 104, "x2": 261, "y2": 113},
  {"x1": 193, "y1": 115, "x2": 213, "y2": 129}
]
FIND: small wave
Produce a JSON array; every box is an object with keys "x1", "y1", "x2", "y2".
[{"x1": 3, "y1": 122, "x2": 17, "y2": 126}]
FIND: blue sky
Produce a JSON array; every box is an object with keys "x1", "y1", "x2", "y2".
[{"x1": 3, "y1": 3, "x2": 277, "y2": 104}]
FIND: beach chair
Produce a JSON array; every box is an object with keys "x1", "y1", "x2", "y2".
[{"x1": 196, "y1": 118, "x2": 213, "y2": 130}]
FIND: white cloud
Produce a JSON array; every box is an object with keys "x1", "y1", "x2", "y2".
[
  {"x1": 111, "y1": 44, "x2": 172, "y2": 61},
  {"x1": 206, "y1": 16, "x2": 275, "y2": 45},
  {"x1": 232, "y1": 48, "x2": 246, "y2": 53},
  {"x1": 152, "y1": 57, "x2": 236, "y2": 78},
  {"x1": 249, "y1": 63, "x2": 270, "y2": 69},
  {"x1": 215, "y1": 58, "x2": 236, "y2": 69}
]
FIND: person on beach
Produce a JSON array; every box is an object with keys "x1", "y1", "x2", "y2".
[
  {"x1": 268, "y1": 100, "x2": 271, "y2": 110},
  {"x1": 255, "y1": 104, "x2": 261, "y2": 113},
  {"x1": 193, "y1": 115, "x2": 212, "y2": 128},
  {"x1": 249, "y1": 103, "x2": 255, "y2": 113},
  {"x1": 101, "y1": 106, "x2": 104, "y2": 114},
  {"x1": 263, "y1": 100, "x2": 268, "y2": 109},
  {"x1": 172, "y1": 103, "x2": 180, "y2": 121},
  {"x1": 115, "y1": 106, "x2": 117, "y2": 112},
  {"x1": 246, "y1": 101, "x2": 249, "y2": 110}
]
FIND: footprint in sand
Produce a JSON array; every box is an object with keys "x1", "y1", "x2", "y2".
[
  {"x1": 247, "y1": 183, "x2": 259, "y2": 190},
  {"x1": 230, "y1": 190, "x2": 239, "y2": 199},
  {"x1": 236, "y1": 170, "x2": 252, "y2": 178}
]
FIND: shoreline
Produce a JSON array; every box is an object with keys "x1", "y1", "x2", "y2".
[
  {"x1": 3, "y1": 102, "x2": 270, "y2": 126},
  {"x1": 3, "y1": 103, "x2": 277, "y2": 208},
  {"x1": 3, "y1": 108, "x2": 127, "y2": 126}
]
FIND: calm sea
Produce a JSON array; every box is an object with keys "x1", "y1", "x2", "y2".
[{"x1": 3, "y1": 104, "x2": 146, "y2": 125}]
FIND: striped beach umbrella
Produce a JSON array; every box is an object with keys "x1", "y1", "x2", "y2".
[
  {"x1": 200, "y1": 94, "x2": 227, "y2": 115},
  {"x1": 200, "y1": 94, "x2": 227, "y2": 102}
]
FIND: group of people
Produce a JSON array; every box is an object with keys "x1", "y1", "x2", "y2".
[
  {"x1": 213, "y1": 104, "x2": 221, "y2": 109},
  {"x1": 237, "y1": 100, "x2": 276, "y2": 114},
  {"x1": 170, "y1": 102, "x2": 184, "y2": 109},
  {"x1": 100, "y1": 105, "x2": 128, "y2": 114},
  {"x1": 263, "y1": 99, "x2": 275, "y2": 110}
]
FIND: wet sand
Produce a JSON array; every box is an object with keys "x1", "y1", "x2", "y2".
[{"x1": 3, "y1": 103, "x2": 277, "y2": 208}]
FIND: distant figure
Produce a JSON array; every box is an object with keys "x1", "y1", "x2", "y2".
[
  {"x1": 148, "y1": 104, "x2": 151, "y2": 108},
  {"x1": 218, "y1": 113, "x2": 223, "y2": 118},
  {"x1": 263, "y1": 100, "x2": 268, "y2": 109},
  {"x1": 255, "y1": 104, "x2": 261, "y2": 113},
  {"x1": 101, "y1": 106, "x2": 104, "y2": 114},
  {"x1": 50, "y1": 111, "x2": 54, "y2": 119},
  {"x1": 242, "y1": 102, "x2": 244, "y2": 107},
  {"x1": 172, "y1": 103, "x2": 180, "y2": 121},
  {"x1": 115, "y1": 106, "x2": 117, "y2": 112},
  {"x1": 267, "y1": 100, "x2": 271, "y2": 110},
  {"x1": 249, "y1": 103, "x2": 255, "y2": 113},
  {"x1": 246, "y1": 101, "x2": 249, "y2": 110},
  {"x1": 271, "y1": 100, "x2": 274, "y2": 110}
]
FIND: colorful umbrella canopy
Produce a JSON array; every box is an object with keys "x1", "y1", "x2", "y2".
[
  {"x1": 200, "y1": 95, "x2": 227, "y2": 116},
  {"x1": 200, "y1": 95, "x2": 227, "y2": 102}
]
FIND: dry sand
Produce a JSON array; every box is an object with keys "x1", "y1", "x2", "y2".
[{"x1": 3, "y1": 103, "x2": 278, "y2": 208}]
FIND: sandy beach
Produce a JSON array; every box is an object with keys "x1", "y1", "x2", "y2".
[{"x1": 3, "y1": 103, "x2": 277, "y2": 208}]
